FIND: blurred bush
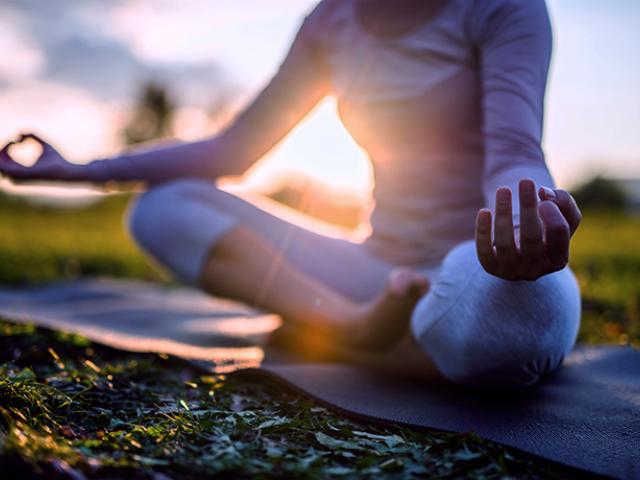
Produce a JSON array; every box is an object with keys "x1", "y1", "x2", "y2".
[{"x1": 571, "y1": 176, "x2": 628, "y2": 210}]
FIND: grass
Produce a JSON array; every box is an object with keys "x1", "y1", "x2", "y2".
[
  {"x1": 0, "y1": 191, "x2": 638, "y2": 478},
  {"x1": 569, "y1": 210, "x2": 640, "y2": 345},
  {"x1": 0, "y1": 321, "x2": 578, "y2": 479},
  {"x1": 0, "y1": 193, "x2": 156, "y2": 285}
]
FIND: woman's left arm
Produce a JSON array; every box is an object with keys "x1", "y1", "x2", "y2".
[{"x1": 471, "y1": 0, "x2": 581, "y2": 281}]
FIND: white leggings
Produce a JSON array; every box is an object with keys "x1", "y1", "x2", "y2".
[{"x1": 127, "y1": 179, "x2": 581, "y2": 387}]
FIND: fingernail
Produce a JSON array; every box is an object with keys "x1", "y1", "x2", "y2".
[{"x1": 541, "y1": 186, "x2": 556, "y2": 199}]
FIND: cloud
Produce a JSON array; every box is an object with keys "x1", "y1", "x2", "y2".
[
  {"x1": 0, "y1": 0, "x2": 231, "y2": 106},
  {"x1": 38, "y1": 33, "x2": 227, "y2": 105},
  {"x1": 0, "y1": 21, "x2": 45, "y2": 82},
  {"x1": 0, "y1": 81, "x2": 124, "y2": 159}
]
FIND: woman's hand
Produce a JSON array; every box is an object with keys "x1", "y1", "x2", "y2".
[
  {"x1": 475, "y1": 178, "x2": 581, "y2": 281},
  {"x1": 0, "y1": 133, "x2": 81, "y2": 182}
]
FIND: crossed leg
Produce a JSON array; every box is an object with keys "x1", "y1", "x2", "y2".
[
  {"x1": 127, "y1": 179, "x2": 428, "y2": 351},
  {"x1": 127, "y1": 179, "x2": 581, "y2": 387}
]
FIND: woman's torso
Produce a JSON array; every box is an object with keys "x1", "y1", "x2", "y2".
[{"x1": 310, "y1": 0, "x2": 486, "y2": 266}]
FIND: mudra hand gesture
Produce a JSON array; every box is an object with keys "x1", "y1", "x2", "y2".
[
  {"x1": 475, "y1": 179, "x2": 581, "y2": 281},
  {"x1": 0, "y1": 133, "x2": 80, "y2": 181}
]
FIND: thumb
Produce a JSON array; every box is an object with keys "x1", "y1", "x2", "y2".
[{"x1": 539, "y1": 186, "x2": 581, "y2": 235}]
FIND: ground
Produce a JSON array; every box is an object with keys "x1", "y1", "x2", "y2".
[{"x1": 0, "y1": 192, "x2": 638, "y2": 479}]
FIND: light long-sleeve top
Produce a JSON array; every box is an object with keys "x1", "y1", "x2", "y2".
[{"x1": 85, "y1": 0, "x2": 555, "y2": 266}]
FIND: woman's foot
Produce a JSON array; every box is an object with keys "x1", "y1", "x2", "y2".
[
  {"x1": 348, "y1": 268, "x2": 429, "y2": 350},
  {"x1": 271, "y1": 268, "x2": 429, "y2": 356}
]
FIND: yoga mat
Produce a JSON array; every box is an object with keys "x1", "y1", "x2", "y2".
[{"x1": 0, "y1": 278, "x2": 638, "y2": 479}]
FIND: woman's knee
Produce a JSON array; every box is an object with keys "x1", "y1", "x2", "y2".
[
  {"x1": 411, "y1": 240, "x2": 581, "y2": 387},
  {"x1": 126, "y1": 179, "x2": 237, "y2": 284},
  {"x1": 128, "y1": 179, "x2": 201, "y2": 248}
]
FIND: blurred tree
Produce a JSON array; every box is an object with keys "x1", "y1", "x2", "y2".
[
  {"x1": 571, "y1": 176, "x2": 628, "y2": 210},
  {"x1": 122, "y1": 83, "x2": 175, "y2": 145}
]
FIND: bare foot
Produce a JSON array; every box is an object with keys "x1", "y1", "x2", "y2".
[
  {"x1": 348, "y1": 268, "x2": 429, "y2": 351},
  {"x1": 272, "y1": 268, "x2": 429, "y2": 356}
]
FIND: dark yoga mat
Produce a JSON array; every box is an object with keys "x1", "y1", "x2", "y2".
[{"x1": 0, "y1": 278, "x2": 638, "y2": 479}]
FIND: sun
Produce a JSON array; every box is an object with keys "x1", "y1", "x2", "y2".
[{"x1": 242, "y1": 97, "x2": 373, "y2": 200}]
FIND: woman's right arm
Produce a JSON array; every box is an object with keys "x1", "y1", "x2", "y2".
[{"x1": 1, "y1": 9, "x2": 330, "y2": 185}]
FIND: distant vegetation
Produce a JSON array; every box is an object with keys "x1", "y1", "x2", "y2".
[
  {"x1": 0, "y1": 192, "x2": 158, "y2": 285},
  {"x1": 120, "y1": 79, "x2": 239, "y2": 147},
  {"x1": 571, "y1": 176, "x2": 628, "y2": 210},
  {"x1": 122, "y1": 83, "x2": 175, "y2": 146}
]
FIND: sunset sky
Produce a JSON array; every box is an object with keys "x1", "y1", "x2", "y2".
[{"x1": 1, "y1": 0, "x2": 638, "y2": 198}]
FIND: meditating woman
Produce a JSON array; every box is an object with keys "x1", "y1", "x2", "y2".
[{"x1": 0, "y1": 0, "x2": 582, "y2": 386}]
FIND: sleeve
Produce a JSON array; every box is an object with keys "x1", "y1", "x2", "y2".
[
  {"x1": 83, "y1": 2, "x2": 330, "y2": 185},
  {"x1": 472, "y1": 0, "x2": 555, "y2": 228}
]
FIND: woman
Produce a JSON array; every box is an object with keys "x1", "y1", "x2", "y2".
[{"x1": 0, "y1": 0, "x2": 582, "y2": 386}]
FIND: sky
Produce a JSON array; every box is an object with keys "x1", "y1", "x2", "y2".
[{"x1": 0, "y1": 0, "x2": 639, "y2": 199}]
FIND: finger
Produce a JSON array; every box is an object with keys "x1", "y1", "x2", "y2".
[
  {"x1": 388, "y1": 268, "x2": 429, "y2": 297},
  {"x1": 538, "y1": 200, "x2": 570, "y2": 267},
  {"x1": 539, "y1": 187, "x2": 581, "y2": 235},
  {"x1": 493, "y1": 187, "x2": 518, "y2": 271},
  {"x1": 0, "y1": 159, "x2": 25, "y2": 178},
  {"x1": 1, "y1": 142, "x2": 19, "y2": 173},
  {"x1": 0, "y1": 141, "x2": 16, "y2": 160},
  {"x1": 18, "y1": 132, "x2": 52, "y2": 151},
  {"x1": 475, "y1": 208, "x2": 497, "y2": 273},
  {"x1": 519, "y1": 179, "x2": 544, "y2": 264},
  {"x1": 0, "y1": 141, "x2": 29, "y2": 178}
]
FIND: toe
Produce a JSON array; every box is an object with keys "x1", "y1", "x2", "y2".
[
  {"x1": 413, "y1": 274, "x2": 430, "y2": 296},
  {"x1": 389, "y1": 268, "x2": 430, "y2": 297},
  {"x1": 389, "y1": 268, "x2": 415, "y2": 296}
]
